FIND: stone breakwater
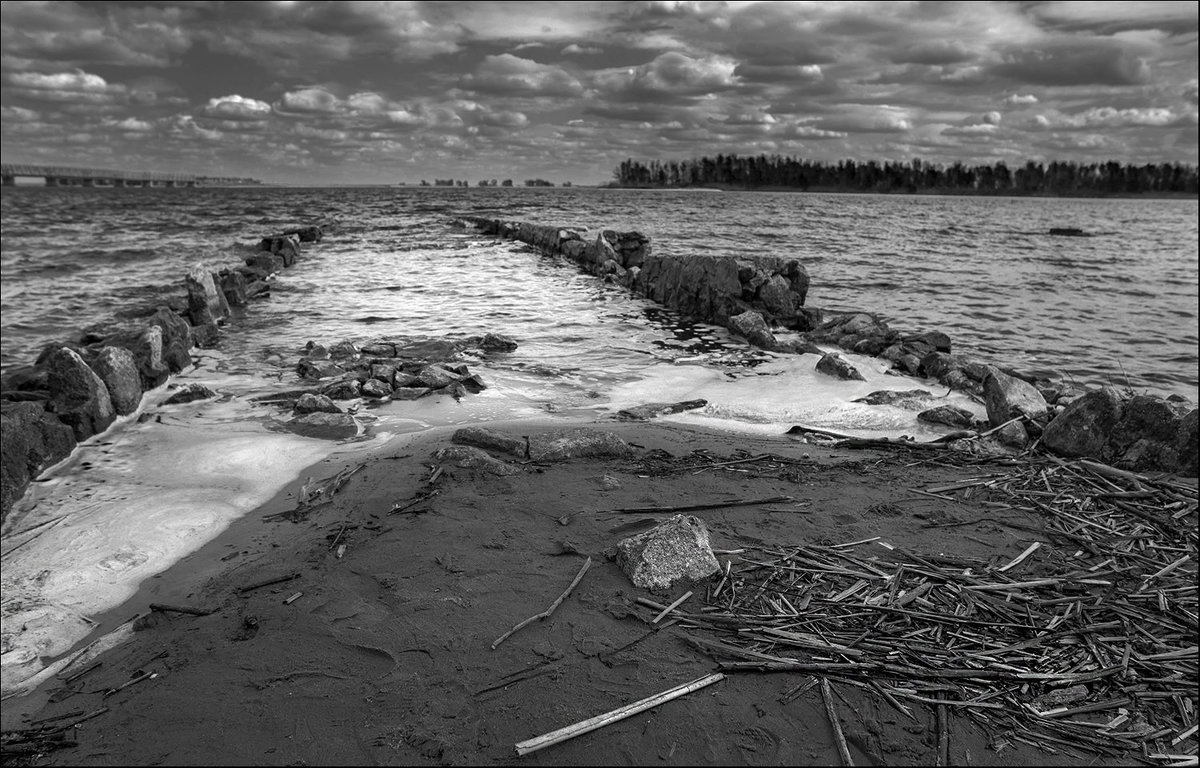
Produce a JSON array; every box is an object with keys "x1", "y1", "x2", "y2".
[
  {"x1": 0, "y1": 226, "x2": 325, "y2": 522},
  {"x1": 455, "y1": 215, "x2": 1196, "y2": 476}
]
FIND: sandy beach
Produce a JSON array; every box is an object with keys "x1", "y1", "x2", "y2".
[{"x1": 4, "y1": 417, "x2": 1191, "y2": 766}]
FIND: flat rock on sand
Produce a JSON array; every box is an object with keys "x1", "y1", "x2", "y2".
[{"x1": 4, "y1": 419, "x2": 1154, "y2": 768}]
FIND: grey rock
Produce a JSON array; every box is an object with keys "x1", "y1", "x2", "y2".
[
  {"x1": 452, "y1": 427, "x2": 528, "y2": 458},
  {"x1": 416, "y1": 364, "x2": 460, "y2": 389},
  {"x1": 617, "y1": 400, "x2": 708, "y2": 421},
  {"x1": 908, "y1": 331, "x2": 952, "y2": 353},
  {"x1": 756, "y1": 274, "x2": 796, "y2": 319},
  {"x1": 532, "y1": 428, "x2": 633, "y2": 461},
  {"x1": 615, "y1": 514, "x2": 721, "y2": 592},
  {"x1": 917, "y1": 405, "x2": 977, "y2": 428},
  {"x1": 432, "y1": 445, "x2": 516, "y2": 476},
  {"x1": 287, "y1": 412, "x2": 359, "y2": 440},
  {"x1": 91, "y1": 346, "x2": 142, "y2": 415},
  {"x1": 983, "y1": 370, "x2": 1049, "y2": 427},
  {"x1": 361, "y1": 379, "x2": 392, "y2": 398},
  {"x1": 815, "y1": 353, "x2": 866, "y2": 381},
  {"x1": 219, "y1": 270, "x2": 248, "y2": 307},
  {"x1": 46, "y1": 347, "x2": 115, "y2": 441},
  {"x1": 162, "y1": 383, "x2": 217, "y2": 405},
  {"x1": 297, "y1": 359, "x2": 345, "y2": 380},
  {"x1": 854, "y1": 390, "x2": 933, "y2": 408},
  {"x1": 391, "y1": 386, "x2": 431, "y2": 400},
  {"x1": 1, "y1": 402, "x2": 76, "y2": 522},
  {"x1": 727, "y1": 310, "x2": 777, "y2": 350},
  {"x1": 185, "y1": 263, "x2": 230, "y2": 329},
  {"x1": 293, "y1": 393, "x2": 341, "y2": 415},
  {"x1": 284, "y1": 225, "x2": 323, "y2": 243},
  {"x1": 1041, "y1": 388, "x2": 1124, "y2": 459},
  {"x1": 321, "y1": 379, "x2": 362, "y2": 399},
  {"x1": 994, "y1": 420, "x2": 1030, "y2": 448}
]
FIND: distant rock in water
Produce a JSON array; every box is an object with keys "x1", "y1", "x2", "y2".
[
  {"x1": 617, "y1": 399, "x2": 708, "y2": 421},
  {"x1": 1049, "y1": 228, "x2": 1089, "y2": 237}
]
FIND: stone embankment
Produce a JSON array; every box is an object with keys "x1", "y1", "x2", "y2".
[
  {"x1": 0, "y1": 226, "x2": 326, "y2": 521},
  {"x1": 455, "y1": 216, "x2": 1196, "y2": 476}
]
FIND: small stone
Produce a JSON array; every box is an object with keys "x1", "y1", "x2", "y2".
[
  {"x1": 287, "y1": 412, "x2": 359, "y2": 440},
  {"x1": 815, "y1": 353, "x2": 865, "y2": 381},
  {"x1": 293, "y1": 393, "x2": 341, "y2": 415},
  {"x1": 162, "y1": 383, "x2": 217, "y2": 405},
  {"x1": 361, "y1": 379, "x2": 392, "y2": 398},
  {"x1": 432, "y1": 445, "x2": 516, "y2": 476},
  {"x1": 917, "y1": 405, "x2": 976, "y2": 429}
]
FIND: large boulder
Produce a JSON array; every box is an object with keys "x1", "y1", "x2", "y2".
[
  {"x1": 45, "y1": 347, "x2": 115, "y2": 441},
  {"x1": 90, "y1": 346, "x2": 142, "y2": 415},
  {"x1": 129, "y1": 326, "x2": 171, "y2": 389},
  {"x1": 185, "y1": 263, "x2": 230, "y2": 330},
  {"x1": 1041, "y1": 388, "x2": 1124, "y2": 459},
  {"x1": 616, "y1": 514, "x2": 721, "y2": 592},
  {"x1": 983, "y1": 370, "x2": 1049, "y2": 427},
  {"x1": 815, "y1": 353, "x2": 865, "y2": 381},
  {"x1": 148, "y1": 307, "x2": 193, "y2": 372},
  {"x1": 1108, "y1": 395, "x2": 1193, "y2": 473},
  {"x1": 1, "y1": 402, "x2": 77, "y2": 521},
  {"x1": 727, "y1": 310, "x2": 777, "y2": 350},
  {"x1": 284, "y1": 225, "x2": 323, "y2": 243},
  {"x1": 260, "y1": 234, "x2": 301, "y2": 266},
  {"x1": 756, "y1": 274, "x2": 797, "y2": 320}
]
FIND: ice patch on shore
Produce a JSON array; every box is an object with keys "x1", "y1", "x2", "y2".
[
  {"x1": 600, "y1": 350, "x2": 986, "y2": 440},
  {"x1": 0, "y1": 406, "x2": 338, "y2": 697}
]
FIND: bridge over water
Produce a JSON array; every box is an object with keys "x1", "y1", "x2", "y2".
[{"x1": 1, "y1": 164, "x2": 197, "y2": 187}]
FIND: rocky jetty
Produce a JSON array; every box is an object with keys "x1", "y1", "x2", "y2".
[
  {"x1": 456, "y1": 214, "x2": 1196, "y2": 476},
  {"x1": 0, "y1": 224, "x2": 328, "y2": 521}
]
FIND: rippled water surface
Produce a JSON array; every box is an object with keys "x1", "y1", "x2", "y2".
[{"x1": 3, "y1": 186, "x2": 1196, "y2": 398}]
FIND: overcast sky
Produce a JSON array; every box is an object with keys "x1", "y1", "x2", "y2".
[{"x1": 1, "y1": 1, "x2": 1196, "y2": 185}]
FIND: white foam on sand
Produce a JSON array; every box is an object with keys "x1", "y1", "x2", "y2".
[{"x1": 0, "y1": 401, "x2": 342, "y2": 697}]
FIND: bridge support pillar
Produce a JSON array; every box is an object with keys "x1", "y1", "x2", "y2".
[
  {"x1": 46, "y1": 177, "x2": 60, "y2": 186},
  {"x1": 1, "y1": 175, "x2": 13, "y2": 186}
]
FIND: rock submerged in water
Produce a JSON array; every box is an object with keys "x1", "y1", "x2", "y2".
[
  {"x1": 727, "y1": 310, "x2": 777, "y2": 350},
  {"x1": 286, "y1": 412, "x2": 359, "y2": 440},
  {"x1": 616, "y1": 514, "x2": 721, "y2": 592},
  {"x1": 816, "y1": 352, "x2": 865, "y2": 381},
  {"x1": 293, "y1": 393, "x2": 341, "y2": 415}
]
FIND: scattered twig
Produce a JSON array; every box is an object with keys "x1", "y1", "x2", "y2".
[
  {"x1": 615, "y1": 496, "x2": 793, "y2": 514},
  {"x1": 492, "y1": 557, "x2": 592, "y2": 650},
  {"x1": 821, "y1": 678, "x2": 855, "y2": 766}
]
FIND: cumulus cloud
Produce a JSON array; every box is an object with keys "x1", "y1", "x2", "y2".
[
  {"x1": 592, "y1": 52, "x2": 738, "y2": 103},
  {"x1": 562, "y1": 44, "x2": 602, "y2": 56},
  {"x1": 1006, "y1": 93, "x2": 1039, "y2": 105},
  {"x1": 462, "y1": 54, "x2": 584, "y2": 97},
  {"x1": 6, "y1": 68, "x2": 127, "y2": 103},
  {"x1": 279, "y1": 88, "x2": 341, "y2": 114},
  {"x1": 817, "y1": 105, "x2": 913, "y2": 134},
  {"x1": 201, "y1": 95, "x2": 271, "y2": 121},
  {"x1": 1033, "y1": 106, "x2": 1189, "y2": 130}
]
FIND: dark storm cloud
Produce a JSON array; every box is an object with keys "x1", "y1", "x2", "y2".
[{"x1": 989, "y1": 40, "x2": 1154, "y2": 86}]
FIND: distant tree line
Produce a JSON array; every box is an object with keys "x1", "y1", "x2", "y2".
[{"x1": 611, "y1": 155, "x2": 1198, "y2": 196}]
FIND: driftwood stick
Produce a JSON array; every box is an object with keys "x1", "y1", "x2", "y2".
[
  {"x1": 616, "y1": 496, "x2": 792, "y2": 514},
  {"x1": 237, "y1": 573, "x2": 300, "y2": 594},
  {"x1": 821, "y1": 678, "x2": 855, "y2": 767},
  {"x1": 936, "y1": 695, "x2": 949, "y2": 766},
  {"x1": 149, "y1": 603, "x2": 214, "y2": 616},
  {"x1": 492, "y1": 557, "x2": 592, "y2": 650},
  {"x1": 652, "y1": 591, "x2": 693, "y2": 624},
  {"x1": 514, "y1": 673, "x2": 725, "y2": 756}
]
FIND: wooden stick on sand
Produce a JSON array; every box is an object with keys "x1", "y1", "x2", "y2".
[
  {"x1": 492, "y1": 557, "x2": 592, "y2": 650},
  {"x1": 514, "y1": 673, "x2": 725, "y2": 756},
  {"x1": 821, "y1": 678, "x2": 855, "y2": 766}
]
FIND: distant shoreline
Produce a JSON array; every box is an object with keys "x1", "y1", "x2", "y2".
[{"x1": 601, "y1": 182, "x2": 1200, "y2": 199}]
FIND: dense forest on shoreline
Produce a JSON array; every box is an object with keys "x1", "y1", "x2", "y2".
[{"x1": 611, "y1": 155, "x2": 1199, "y2": 196}]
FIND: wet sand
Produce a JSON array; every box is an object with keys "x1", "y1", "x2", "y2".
[{"x1": 3, "y1": 419, "x2": 1147, "y2": 766}]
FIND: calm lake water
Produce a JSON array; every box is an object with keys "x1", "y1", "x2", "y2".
[{"x1": 0, "y1": 186, "x2": 1196, "y2": 699}]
